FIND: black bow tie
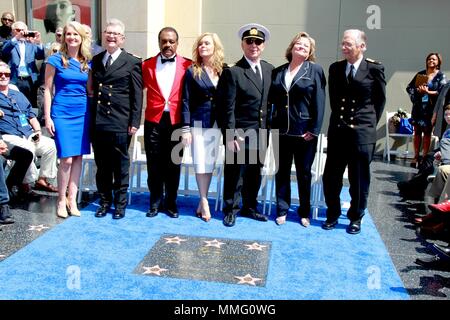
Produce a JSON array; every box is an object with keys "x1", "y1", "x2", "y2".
[{"x1": 161, "y1": 57, "x2": 175, "y2": 64}]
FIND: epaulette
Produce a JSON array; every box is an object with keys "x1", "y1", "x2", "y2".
[
  {"x1": 127, "y1": 52, "x2": 142, "y2": 60},
  {"x1": 366, "y1": 58, "x2": 381, "y2": 64}
]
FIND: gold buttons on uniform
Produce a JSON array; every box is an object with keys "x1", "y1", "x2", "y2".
[
  {"x1": 109, "y1": 93, "x2": 112, "y2": 96},
  {"x1": 350, "y1": 124, "x2": 354, "y2": 128},
  {"x1": 351, "y1": 109, "x2": 355, "y2": 112},
  {"x1": 99, "y1": 83, "x2": 103, "y2": 87},
  {"x1": 97, "y1": 100, "x2": 101, "y2": 104},
  {"x1": 350, "y1": 117, "x2": 354, "y2": 120},
  {"x1": 107, "y1": 102, "x2": 111, "y2": 105},
  {"x1": 341, "y1": 107, "x2": 344, "y2": 111},
  {"x1": 340, "y1": 115, "x2": 344, "y2": 119},
  {"x1": 342, "y1": 98, "x2": 345, "y2": 102}
]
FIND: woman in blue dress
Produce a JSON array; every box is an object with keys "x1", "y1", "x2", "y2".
[{"x1": 43, "y1": 21, "x2": 91, "y2": 218}]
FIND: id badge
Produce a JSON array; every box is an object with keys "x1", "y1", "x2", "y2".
[{"x1": 19, "y1": 114, "x2": 28, "y2": 127}]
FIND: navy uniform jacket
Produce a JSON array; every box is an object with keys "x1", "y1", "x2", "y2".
[
  {"x1": 91, "y1": 49, "x2": 143, "y2": 132},
  {"x1": 270, "y1": 60, "x2": 326, "y2": 136},
  {"x1": 327, "y1": 58, "x2": 386, "y2": 144},
  {"x1": 181, "y1": 65, "x2": 222, "y2": 128},
  {"x1": 216, "y1": 57, "x2": 274, "y2": 145}
]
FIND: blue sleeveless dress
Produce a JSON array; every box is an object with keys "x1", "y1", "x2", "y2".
[{"x1": 47, "y1": 52, "x2": 90, "y2": 158}]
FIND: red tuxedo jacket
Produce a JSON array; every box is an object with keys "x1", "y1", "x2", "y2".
[{"x1": 142, "y1": 54, "x2": 192, "y2": 125}]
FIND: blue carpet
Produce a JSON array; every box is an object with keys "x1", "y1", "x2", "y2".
[{"x1": 0, "y1": 187, "x2": 408, "y2": 300}]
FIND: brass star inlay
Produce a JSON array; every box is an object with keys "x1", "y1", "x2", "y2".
[
  {"x1": 234, "y1": 274, "x2": 262, "y2": 286},
  {"x1": 142, "y1": 265, "x2": 168, "y2": 276},
  {"x1": 204, "y1": 239, "x2": 225, "y2": 249},
  {"x1": 164, "y1": 236, "x2": 187, "y2": 245},
  {"x1": 244, "y1": 242, "x2": 267, "y2": 251}
]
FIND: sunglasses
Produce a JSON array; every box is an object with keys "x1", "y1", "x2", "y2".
[
  {"x1": 56, "y1": 33, "x2": 62, "y2": 37},
  {"x1": 1, "y1": 17, "x2": 14, "y2": 22},
  {"x1": 0, "y1": 72, "x2": 11, "y2": 78},
  {"x1": 245, "y1": 38, "x2": 264, "y2": 46},
  {"x1": 14, "y1": 28, "x2": 24, "y2": 32}
]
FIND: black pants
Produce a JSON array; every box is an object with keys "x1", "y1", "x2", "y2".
[
  {"x1": 5, "y1": 146, "x2": 34, "y2": 190},
  {"x1": 223, "y1": 147, "x2": 264, "y2": 214},
  {"x1": 93, "y1": 131, "x2": 131, "y2": 209},
  {"x1": 144, "y1": 113, "x2": 183, "y2": 210},
  {"x1": 275, "y1": 135, "x2": 318, "y2": 218},
  {"x1": 16, "y1": 77, "x2": 37, "y2": 109},
  {"x1": 322, "y1": 140, "x2": 375, "y2": 223}
]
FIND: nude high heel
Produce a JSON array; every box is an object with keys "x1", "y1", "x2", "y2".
[
  {"x1": 57, "y1": 202, "x2": 68, "y2": 219},
  {"x1": 66, "y1": 198, "x2": 81, "y2": 217},
  {"x1": 200, "y1": 198, "x2": 211, "y2": 222}
]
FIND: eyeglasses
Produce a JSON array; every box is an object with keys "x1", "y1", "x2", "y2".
[
  {"x1": 14, "y1": 28, "x2": 24, "y2": 32},
  {"x1": 104, "y1": 31, "x2": 122, "y2": 37},
  {"x1": 1, "y1": 17, "x2": 14, "y2": 23},
  {"x1": 245, "y1": 38, "x2": 264, "y2": 46},
  {"x1": 0, "y1": 72, "x2": 11, "y2": 78}
]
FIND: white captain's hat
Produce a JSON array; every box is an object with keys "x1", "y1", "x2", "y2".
[{"x1": 238, "y1": 23, "x2": 270, "y2": 42}]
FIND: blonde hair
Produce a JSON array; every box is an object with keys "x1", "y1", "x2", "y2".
[
  {"x1": 192, "y1": 32, "x2": 225, "y2": 79},
  {"x1": 60, "y1": 21, "x2": 92, "y2": 71},
  {"x1": 285, "y1": 32, "x2": 316, "y2": 62}
]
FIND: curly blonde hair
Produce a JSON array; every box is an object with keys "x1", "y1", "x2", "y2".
[
  {"x1": 60, "y1": 21, "x2": 92, "y2": 72},
  {"x1": 192, "y1": 32, "x2": 225, "y2": 79}
]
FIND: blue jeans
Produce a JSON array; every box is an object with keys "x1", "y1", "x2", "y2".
[{"x1": 0, "y1": 156, "x2": 10, "y2": 205}]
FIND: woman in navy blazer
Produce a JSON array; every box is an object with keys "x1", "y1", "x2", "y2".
[
  {"x1": 270, "y1": 32, "x2": 326, "y2": 227},
  {"x1": 181, "y1": 32, "x2": 225, "y2": 222}
]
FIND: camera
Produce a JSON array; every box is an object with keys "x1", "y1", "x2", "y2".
[
  {"x1": 25, "y1": 31, "x2": 36, "y2": 38},
  {"x1": 31, "y1": 133, "x2": 39, "y2": 142}
]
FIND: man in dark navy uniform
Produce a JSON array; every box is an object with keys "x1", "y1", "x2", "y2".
[
  {"x1": 89, "y1": 18, "x2": 143, "y2": 219},
  {"x1": 216, "y1": 23, "x2": 274, "y2": 227},
  {"x1": 322, "y1": 29, "x2": 386, "y2": 234}
]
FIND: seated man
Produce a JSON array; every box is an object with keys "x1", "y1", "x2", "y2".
[{"x1": 0, "y1": 61, "x2": 57, "y2": 192}]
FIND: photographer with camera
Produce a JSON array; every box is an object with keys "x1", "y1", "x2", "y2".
[
  {"x1": 0, "y1": 61, "x2": 57, "y2": 195},
  {"x1": 1, "y1": 21, "x2": 45, "y2": 109}
]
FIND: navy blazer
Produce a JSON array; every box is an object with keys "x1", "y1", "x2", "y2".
[
  {"x1": 216, "y1": 57, "x2": 274, "y2": 145},
  {"x1": 91, "y1": 49, "x2": 143, "y2": 132},
  {"x1": 181, "y1": 65, "x2": 219, "y2": 128},
  {"x1": 327, "y1": 58, "x2": 386, "y2": 144},
  {"x1": 270, "y1": 60, "x2": 326, "y2": 136},
  {"x1": 1, "y1": 39, "x2": 45, "y2": 84}
]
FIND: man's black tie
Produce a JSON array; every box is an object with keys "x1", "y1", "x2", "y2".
[
  {"x1": 105, "y1": 55, "x2": 112, "y2": 70},
  {"x1": 347, "y1": 64, "x2": 354, "y2": 83},
  {"x1": 255, "y1": 65, "x2": 262, "y2": 84},
  {"x1": 161, "y1": 57, "x2": 175, "y2": 64}
]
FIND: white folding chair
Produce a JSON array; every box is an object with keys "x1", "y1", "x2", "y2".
[
  {"x1": 77, "y1": 146, "x2": 97, "y2": 203},
  {"x1": 128, "y1": 125, "x2": 147, "y2": 204},
  {"x1": 384, "y1": 111, "x2": 414, "y2": 162}
]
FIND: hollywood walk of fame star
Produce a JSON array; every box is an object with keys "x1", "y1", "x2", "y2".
[
  {"x1": 234, "y1": 274, "x2": 262, "y2": 286},
  {"x1": 142, "y1": 265, "x2": 168, "y2": 276},
  {"x1": 164, "y1": 236, "x2": 188, "y2": 245},
  {"x1": 27, "y1": 224, "x2": 50, "y2": 232},
  {"x1": 204, "y1": 239, "x2": 225, "y2": 249},
  {"x1": 244, "y1": 242, "x2": 267, "y2": 251}
]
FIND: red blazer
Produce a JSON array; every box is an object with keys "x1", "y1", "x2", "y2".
[{"x1": 142, "y1": 54, "x2": 192, "y2": 125}]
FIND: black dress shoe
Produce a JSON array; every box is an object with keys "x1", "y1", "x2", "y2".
[
  {"x1": 166, "y1": 207, "x2": 179, "y2": 218},
  {"x1": 322, "y1": 219, "x2": 338, "y2": 230},
  {"x1": 223, "y1": 212, "x2": 236, "y2": 227},
  {"x1": 113, "y1": 208, "x2": 125, "y2": 220},
  {"x1": 432, "y1": 243, "x2": 450, "y2": 259},
  {"x1": 346, "y1": 222, "x2": 361, "y2": 234},
  {"x1": 146, "y1": 208, "x2": 159, "y2": 218},
  {"x1": 0, "y1": 217, "x2": 14, "y2": 225},
  {"x1": 95, "y1": 205, "x2": 110, "y2": 218},
  {"x1": 240, "y1": 208, "x2": 268, "y2": 222}
]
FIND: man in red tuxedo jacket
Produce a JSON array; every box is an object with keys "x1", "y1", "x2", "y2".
[{"x1": 142, "y1": 27, "x2": 191, "y2": 218}]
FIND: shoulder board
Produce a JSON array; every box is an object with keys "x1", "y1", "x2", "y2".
[
  {"x1": 127, "y1": 52, "x2": 142, "y2": 60},
  {"x1": 366, "y1": 58, "x2": 381, "y2": 64}
]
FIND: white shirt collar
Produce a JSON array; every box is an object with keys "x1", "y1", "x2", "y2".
[
  {"x1": 347, "y1": 56, "x2": 363, "y2": 73},
  {"x1": 103, "y1": 48, "x2": 122, "y2": 65},
  {"x1": 244, "y1": 56, "x2": 261, "y2": 70}
]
